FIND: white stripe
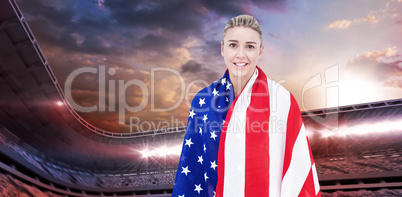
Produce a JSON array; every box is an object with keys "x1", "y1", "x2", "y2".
[
  {"x1": 223, "y1": 69, "x2": 258, "y2": 197},
  {"x1": 281, "y1": 124, "x2": 311, "y2": 197},
  {"x1": 267, "y1": 79, "x2": 290, "y2": 196},
  {"x1": 312, "y1": 163, "x2": 320, "y2": 195}
]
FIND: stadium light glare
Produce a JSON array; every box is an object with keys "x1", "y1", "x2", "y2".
[
  {"x1": 140, "y1": 145, "x2": 182, "y2": 158},
  {"x1": 320, "y1": 119, "x2": 402, "y2": 138},
  {"x1": 56, "y1": 101, "x2": 64, "y2": 106},
  {"x1": 140, "y1": 149, "x2": 153, "y2": 158}
]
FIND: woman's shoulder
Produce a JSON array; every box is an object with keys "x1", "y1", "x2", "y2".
[
  {"x1": 190, "y1": 79, "x2": 223, "y2": 107},
  {"x1": 266, "y1": 77, "x2": 301, "y2": 112},
  {"x1": 266, "y1": 77, "x2": 300, "y2": 104},
  {"x1": 266, "y1": 77, "x2": 291, "y2": 96},
  {"x1": 194, "y1": 79, "x2": 221, "y2": 97}
]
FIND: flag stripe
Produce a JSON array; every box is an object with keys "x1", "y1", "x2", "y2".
[
  {"x1": 223, "y1": 94, "x2": 248, "y2": 196},
  {"x1": 268, "y1": 79, "x2": 290, "y2": 196},
  {"x1": 216, "y1": 72, "x2": 250, "y2": 196},
  {"x1": 215, "y1": 103, "x2": 231, "y2": 197},
  {"x1": 244, "y1": 69, "x2": 270, "y2": 196},
  {"x1": 307, "y1": 136, "x2": 315, "y2": 165},
  {"x1": 281, "y1": 124, "x2": 312, "y2": 196},
  {"x1": 312, "y1": 163, "x2": 320, "y2": 195},
  {"x1": 300, "y1": 168, "x2": 316, "y2": 197},
  {"x1": 222, "y1": 69, "x2": 258, "y2": 196},
  {"x1": 282, "y1": 95, "x2": 303, "y2": 179}
]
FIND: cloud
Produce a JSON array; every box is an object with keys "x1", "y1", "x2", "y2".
[
  {"x1": 180, "y1": 60, "x2": 221, "y2": 83},
  {"x1": 358, "y1": 47, "x2": 397, "y2": 60},
  {"x1": 327, "y1": 20, "x2": 352, "y2": 29},
  {"x1": 181, "y1": 60, "x2": 202, "y2": 73},
  {"x1": 268, "y1": 33, "x2": 280, "y2": 39},
  {"x1": 346, "y1": 47, "x2": 402, "y2": 88},
  {"x1": 363, "y1": 15, "x2": 379, "y2": 24},
  {"x1": 326, "y1": 1, "x2": 402, "y2": 30},
  {"x1": 327, "y1": 15, "x2": 380, "y2": 30},
  {"x1": 18, "y1": 0, "x2": 288, "y2": 58},
  {"x1": 15, "y1": 0, "x2": 288, "y2": 133}
]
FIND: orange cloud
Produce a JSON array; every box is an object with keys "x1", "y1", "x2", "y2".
[
  {"x1": 356, "y1": 47, "x2": 397, "y2": 61},
  {"x1": 328, "y1": 20, "x2": 352, "y2": 29},
  {"x1": 347, "y1": 47, "x2": 402, "y2": 88},
  {"x1": 328, "y1": 15, "x2": 380, "y2": 29},
  {"x1": 363, "y1": 15, "x2": 378, "y2": 24}
]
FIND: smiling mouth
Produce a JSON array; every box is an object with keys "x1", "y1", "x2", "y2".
[{"x1": 234, "y1": 62, "x2": 248, "y2": 67}]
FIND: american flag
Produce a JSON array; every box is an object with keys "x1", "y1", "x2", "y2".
[{"x1": 172, "y1": 67, "x2": 320, "y2": 197}]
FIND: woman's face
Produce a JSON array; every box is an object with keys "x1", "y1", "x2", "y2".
[{"x1": 221, "y1": 26, "x2": 264, "y2": 82}]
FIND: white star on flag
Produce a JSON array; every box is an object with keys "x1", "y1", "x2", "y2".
[
  {"x1": 221, "y1": 78, "x2": 226, "y2": 85},
  {"x1": 212, "y1": 88, "x2": 219, "y2": 97},
  {"x1": 226, "y1": 82, "x2": 232, "y2": 90},
  {"x1": 194, "y1": 184, "x2": 203, "y2": 194},
  {"x1": 197, "y1": 155, "x2": 203, "y2": 164},
  {"x1": 203, "y1": 114, "x2": 208, "y2": 123},
  {"x1": 199, "y1": 98, "x2": 206, "y2": 107},
  {"x1": 204, "y1": 172, "x2": 209, "y2": 182},
  {"x1": 203, "y1": 144, "x2": 206, "y2": 153},
  {"x1": 199, "y1": 127, "x2": 202, "y2": 135},
  {"x1": 181, "y1": 166, "x2": 190, "y2": 176},
  {"x1": 185, "y1": 138, "x2": 194, "y2": 148},
  {"x1": 189, "y1": 109, "x2": 195, "y2": 118},
  {"x1": 210, "y1": 130, "x2": 217, "y2": 140},
  {"x1": 178, "y1": 195, "x2": 184, "y2": 197},
  {"x1": 210, "y1": 160, "x2": 217, "y2": 171}
]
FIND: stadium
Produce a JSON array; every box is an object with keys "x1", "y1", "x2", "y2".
[{"x1": 1, "y1": 0, "x2": 402, "y2": 196}]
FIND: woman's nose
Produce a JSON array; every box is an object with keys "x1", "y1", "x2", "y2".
[{"x1": 236, "y1": 47, "x2": 246, "y2": 58}]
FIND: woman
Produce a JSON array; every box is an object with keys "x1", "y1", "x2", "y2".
[{"x1": 173, "y1": 15, "x2": 320, "y2": 197}]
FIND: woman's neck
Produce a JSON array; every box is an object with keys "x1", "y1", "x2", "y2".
[{"x1": 229, "y1": 72, "x2": 253, "y2": 97}]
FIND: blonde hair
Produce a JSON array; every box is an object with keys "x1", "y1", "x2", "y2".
[{"x1": 223, "y1": 15, "x2": 262, "y2": 45}]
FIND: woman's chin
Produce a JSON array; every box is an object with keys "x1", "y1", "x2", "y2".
[{"x1": 229, "y1": 69, "x2": 251, "y2": 79}]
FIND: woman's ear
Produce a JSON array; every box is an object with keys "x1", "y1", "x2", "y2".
[
  {"x1": 258, "y1": 44, "x2": 264, "y2": 59},
  {"x1": 221, "y1": 41, "x2": 224, "y2": 57}
]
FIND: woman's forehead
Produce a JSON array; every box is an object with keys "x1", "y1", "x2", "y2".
[{"x1": 224, "y1": 26, "x2": 261, "y2": 43}]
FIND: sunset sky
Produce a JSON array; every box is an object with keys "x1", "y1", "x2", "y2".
[{"x1": 16, "y1": 0, "x2": 402, "y2": 133}]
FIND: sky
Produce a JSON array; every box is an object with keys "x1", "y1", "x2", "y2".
[{"x1": 16, "y1": 0, "x2": 402, "y2": 133}]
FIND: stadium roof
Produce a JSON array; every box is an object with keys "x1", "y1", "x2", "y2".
[{"x1": 0, "y1": 0, "x2": 401, "y2": 173}]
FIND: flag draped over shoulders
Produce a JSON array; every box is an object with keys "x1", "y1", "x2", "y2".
[{"x1": 172, "y1": 67, "x2": 321, "y2": 197}]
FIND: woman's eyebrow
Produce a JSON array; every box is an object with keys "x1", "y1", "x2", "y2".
[
  {"x1": 227, "y1": 40, "x2": 257, "y2": 45},
  {"x1": 246, "y1": 41, "x2": 257, "y2": 44}
]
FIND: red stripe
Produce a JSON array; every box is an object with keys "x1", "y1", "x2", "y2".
[
  {"x1": 299, "y1": 168, "x2": 316, "y2": 197},
  {"x1": 306, "y1": 137, "x2": 319, "y2": 195},
  {"x1": 307, "y1": 136, "x2": 315, "y2": 165},
  {"x1": 215, "y1": 120, "x2": 227, "y2": 197},
  {"x1": 304, "y1": 131, "x2": 318, "y2": 196},
  {"x1": 282, "y1": 94, "x2": 303, "y2": 178},
  {"x1": 216, "y1": 77, "x2": 245, "y2": 196},
  {"x1": 244, "y1": 67, "x2": 270, "y2": 196}
]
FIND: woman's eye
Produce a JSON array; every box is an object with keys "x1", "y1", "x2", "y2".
[
  {"x1": 229, "y1": 43, "x2": 237, "y2": 48},
  {"x1": 247, "y1": 45, "x2": 255, "y2": 49}
]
